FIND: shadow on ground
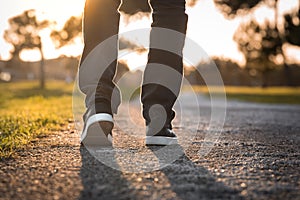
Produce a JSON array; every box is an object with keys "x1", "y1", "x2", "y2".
[{"x1": 79, "y1": 144, "x2": 242, "y2": 200}]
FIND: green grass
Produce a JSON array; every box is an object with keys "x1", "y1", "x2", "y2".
[
  {"x1": 189, "y1": 86, "x2": 300, "y2": 104},
  {"x1": 0, "y1": 81, "x2": 73, "y2": 158}
]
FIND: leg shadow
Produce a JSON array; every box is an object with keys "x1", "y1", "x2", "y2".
[
  {"x1": 79, "y1": 145, "x2": 129, "y2": 200},
  {"x1": 148, "y1": 145, "x2": 244, "y2": 200}
]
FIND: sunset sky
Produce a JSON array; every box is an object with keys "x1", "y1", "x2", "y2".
[{"x1": 0, "y1": 0, "x2": 299, "y2": 70}]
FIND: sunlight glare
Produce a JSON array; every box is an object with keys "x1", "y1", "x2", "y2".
[
  {"x1": 20, "y1": 49, "x2": 41, "y2": 62},
  {"x1": 119, "y1": 50, "x2": 148, "y2": 71}
]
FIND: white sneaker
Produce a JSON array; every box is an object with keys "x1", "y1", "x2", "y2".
[{"x1": 81, "y1": 113, "x2": 114, "y2": 147}]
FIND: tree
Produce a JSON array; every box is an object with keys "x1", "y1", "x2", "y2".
[
  {"x1": 284, "y1": 8, "x2": 300, "y2": 46},
  {"x1": 51, "y1": 16, "x2": 82, "y2": 48},
  {"x1": 214, "y1": 0, "x2": 300, "y2": 48},
  {"x1": 233, "y1": 19, "x2": 282, "y2": 86},
  {"x1": 4, "y1": 9, "x2": 50, "y2": 88},
  {"x1": 214, "y1": 0, "x2": 262, "y2": 18},
  {"x1": 214, "y1": 0, "x2": 300, "y2": 86},
  {"x1": 234, "y1": 20, "x2": 282, "y2": 63}
]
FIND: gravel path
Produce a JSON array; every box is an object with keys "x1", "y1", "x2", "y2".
[{"x1": 1, "y1": 93, "x2": 300, "y2": 200}]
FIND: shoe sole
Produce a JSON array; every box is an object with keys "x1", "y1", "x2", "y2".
[
  {"x1": 81, "y1": 121, "x2": 113, "y2": 147},
  {"x1": 145, "y1": 136, "x2": 178, "y2": 146}
]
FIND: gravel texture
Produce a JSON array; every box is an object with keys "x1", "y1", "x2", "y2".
[{"x1": 1, "y1": 93, "x2": 300, "y2": 200}]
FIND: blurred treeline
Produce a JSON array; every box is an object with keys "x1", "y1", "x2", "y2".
[{"x1": 0, "y1": 0, "x2": 300, "y2": 87}]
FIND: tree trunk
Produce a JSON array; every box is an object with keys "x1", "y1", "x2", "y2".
[
  {"x1": 39, "y1": 48, "x2": 45, "y2": 89},
  {"x1": 274, "y1": 0, "x2": 292, "y2": 86}
]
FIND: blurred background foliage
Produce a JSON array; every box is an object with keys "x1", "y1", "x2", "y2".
[{"x1": 1, "y1": 0, "x2": 300, "y2": 87}]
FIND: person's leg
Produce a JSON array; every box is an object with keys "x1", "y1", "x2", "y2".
[
  {"x1": 142, "y1": 0, "x2": 188, "y2": 143},
  {"x1": 79, "y1": 0, "x2": 121, "y2": 145},
  {"x1": 79, "y1": 0, "x2": 121, "y2": 119}
]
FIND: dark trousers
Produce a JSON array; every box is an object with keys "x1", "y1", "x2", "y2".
[{"x1": 79, "y1": 0, "x2": 188, "y2": 128}]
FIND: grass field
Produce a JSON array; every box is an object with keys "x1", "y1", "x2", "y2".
[
  {"x1": 190, "y1": 85, "x2": 300, "y2": 104},
  {"x1": 1, "y1": 81, "x2": 300, "y2": 158},
  {"x1": 0, "y1": 81, "x2": 73, "y2": 158}
]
